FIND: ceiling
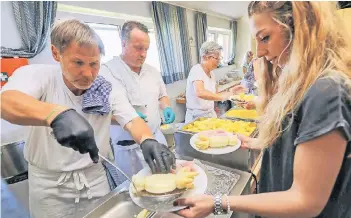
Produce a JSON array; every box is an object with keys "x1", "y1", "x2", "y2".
[{"x1": 169, "y1": 1, "x2": 250, "y2": 20}]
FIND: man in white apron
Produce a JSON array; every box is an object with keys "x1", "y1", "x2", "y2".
[
  {"x1": 185, "y1": 41, "x2": 245, "y2": 123},
  {"x1": 1, "y1": 19, "x2": 175, "y2": 218},
  {"x1": 99, "y1": 21, "x2": 176, "y2": 180}
]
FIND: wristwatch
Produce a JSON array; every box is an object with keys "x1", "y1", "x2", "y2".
[{"x1": 213, "y1": 195, "x2": 227, "y2": 215}]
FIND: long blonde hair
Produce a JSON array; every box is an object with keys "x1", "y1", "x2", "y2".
[{"x1": 248, "y1": 2, "x2": 351, "y2": 148}]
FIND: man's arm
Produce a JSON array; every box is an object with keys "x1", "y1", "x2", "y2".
[
  {"x1": 110, "y1": 82, "x2": 175, "y2": 173},
  {"x1": 159, "y1": 96, "x2": 171, "y2": 110},
  {"x1": 124, "y1": 117, "x2": 154, "y2": 144},
  {"x1": 1, "y1": 66, "x2": 67, "y2": 126},
  {"x1": 110, "y1": 83, "x2": 154, "y2": 143},
  {"x1": 1, "y1": 67, "x2": 100, "y2": 162},
  {"x1": 1, "y1": 90, "x2": 67, "y2": 126}
]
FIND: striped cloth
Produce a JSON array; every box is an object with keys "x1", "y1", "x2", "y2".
[
  {"x1": 102, "y1": 139, "x2": 128, "y2": 190},
  {"x1": 102, "y1": 161, "x2": 127, "y2": 190}
]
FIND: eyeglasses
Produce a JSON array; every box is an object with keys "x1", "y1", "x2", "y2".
[{"x1": 209, "y1": 56, "x2": 223, "y2": 61}]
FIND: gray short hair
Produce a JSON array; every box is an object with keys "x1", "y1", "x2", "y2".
[
  {"x1": 200, "y1": 41, "x2": 222, "y2": 58},
  {"x1": 121, "y1": 21, "x2": 149, "y2": 42},
  {"x1": 51, "y1": 19, "x2": 105, "y2": 55}
]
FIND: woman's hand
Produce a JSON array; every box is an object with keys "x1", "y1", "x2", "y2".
[
  {"x1": 238, "y1": 101, "x2": 256, "y2": 110},
  {"x1": 237, "y1": 134, "x2": 261, "y2": 150},
  {"x1": 174, "y1": 194, "x2": 214, "y2": 218}
]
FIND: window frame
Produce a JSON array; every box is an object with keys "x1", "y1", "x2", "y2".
[
  {"x1": 84, "y1": 22, "x2": 161, "y2": 70},
  {"x1": 207, "y1": 27, "x2": 232, "y2": 62}
]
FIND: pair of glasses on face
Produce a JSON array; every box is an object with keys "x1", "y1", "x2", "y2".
[{"x1": 210, "y1": 56, "x2": 222, "y2": 61}]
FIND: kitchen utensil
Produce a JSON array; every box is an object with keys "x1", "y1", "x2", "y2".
[
  {"x1": 98, "y1": 153, "x2": 140, "y2": 195},
  {"x1": 1, "y1": 141, "x2": 28, "y2": 179}
]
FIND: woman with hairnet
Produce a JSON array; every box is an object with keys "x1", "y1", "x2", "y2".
[{"x1": 185, "y1": 41, "x2": 245, "y2": 123}]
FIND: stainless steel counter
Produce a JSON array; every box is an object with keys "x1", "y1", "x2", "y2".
[
  {"x1": 78, "y1": 159, "x2": 252, "y2": 218},
  {"x1": 175, "y1": 131, "x2": 255, "y2": 172}
]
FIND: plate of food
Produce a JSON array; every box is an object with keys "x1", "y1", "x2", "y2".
[
  {"x1": 190, "y1": 130, "x2": 241, "y2": 155},
  {"x1": 129, "y1": 160, "x2": 207, "y2": 212}
]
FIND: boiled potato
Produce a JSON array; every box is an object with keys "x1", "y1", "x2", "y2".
[
  {"x1": 136, "y1": 209, "x2": 150, "y2": 218},
  {"x1": 226, "y1": 109, "x2": 258, "y2": 120},
  {"x1": 195, "y1": 139, "x2": 210, "y2": 150}
]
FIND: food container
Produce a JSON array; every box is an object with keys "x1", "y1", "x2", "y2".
[
  {"x1": 224, "y1": 107, "x2": 259, "y2": 122},
  {"x1": 1, "y1": 140, "x2": 28, "y2": 179},
  {"x1": 180, "y1": 117, "x2": 257, "y2": 137}
]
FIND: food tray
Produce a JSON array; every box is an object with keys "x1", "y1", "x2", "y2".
[
  {"x1": 180, "y1": 117, "x2": 257, "y2": 137},
  {"x1": 224, "y1": 107, "x2": 259, "y2": 122}
]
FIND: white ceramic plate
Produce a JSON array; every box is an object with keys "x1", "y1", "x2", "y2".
[
  {"x1": 190, "y1": 130, "x2": 241, "y2": 155},
  {"x1": 129, "y1": 160, "x2": 208, "y2": 212}
]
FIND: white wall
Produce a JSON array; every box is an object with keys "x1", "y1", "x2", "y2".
[
  {"x1": 207, "y1": 14, "x2": 231, "y2": 30},
  {"x1": 1, "y1": 2, "x2": 22, "y2": 50},
  {"x1": 62, "y1": 1, "x2": 152, "y2": 18},
  {"x1": 235, "y1": 15, "x2": 252, "y2": 67}
]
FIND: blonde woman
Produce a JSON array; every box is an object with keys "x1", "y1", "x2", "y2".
[{"x1": 175, "y1": 2, "x2": 351, "y2": 218}]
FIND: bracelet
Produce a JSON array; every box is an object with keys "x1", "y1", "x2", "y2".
[
  {"x1": 224, "y1": 194, "x2": 230, "y2": 213},
  {"x1": 213, "y1": 195, "x2": 226, "y2": 215},
  {"x1": 45, "y1": 106, "x2": 64, "y2": 123}
]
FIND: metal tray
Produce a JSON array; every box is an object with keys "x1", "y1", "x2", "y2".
[
  {"x1": 179, "y1": 117, "x2": 257, "y2": 137},
  {"x1": 224, "y1": 107, "x2": 259, "y2": 122}
]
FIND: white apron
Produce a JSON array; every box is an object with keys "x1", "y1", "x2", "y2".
[
  {"x1": 185, "y1": 108, "x2": 217, "y2": 124},
  {"x1": 28, "y1": 163, "x2": 110, "y2": 218}
]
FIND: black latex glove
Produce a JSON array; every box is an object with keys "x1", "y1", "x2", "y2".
[
  {"x1": 140, "y1": 139, "x2": 175, "y2": 173},
  {"x1": 50, "y1": 109, "x2": 99, "y2": 163}
]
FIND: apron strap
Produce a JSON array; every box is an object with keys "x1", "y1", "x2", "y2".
[{"x1": 56, "y1": 170, "x2": 92, "y2": 203}]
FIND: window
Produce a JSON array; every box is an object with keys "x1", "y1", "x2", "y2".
[
  {"x1": 207, "y1": 33, "x2": 215, "y2": 42},
  {"x1": 87, "y1": 23, "x2": 161, "y2": 71},
  {"x1": 145, "y1": 32, "x2": 161, "y2": 71},
  {"x1": 207, "y1": 27, "x2": 232, "y2": 63},
  {"x1": 87, "y1": 23, "x2": 121, "y2": 64}
]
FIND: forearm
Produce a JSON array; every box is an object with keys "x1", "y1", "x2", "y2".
[
  {"x1": 159, "y1": 96, "x2": 171, "y2": 110},
  {"x1": 124, "y1": 117, "x2": 154, "y2": 144},
  {"x1": 1, "y1": 90, "x2": 66, "y2": 126},
  {"x1": 197, "y1": 90, "x2": 227, "y2": 101},
  {"x1": 225, "y1": 190, "x2": 320, "y2": 218}
]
